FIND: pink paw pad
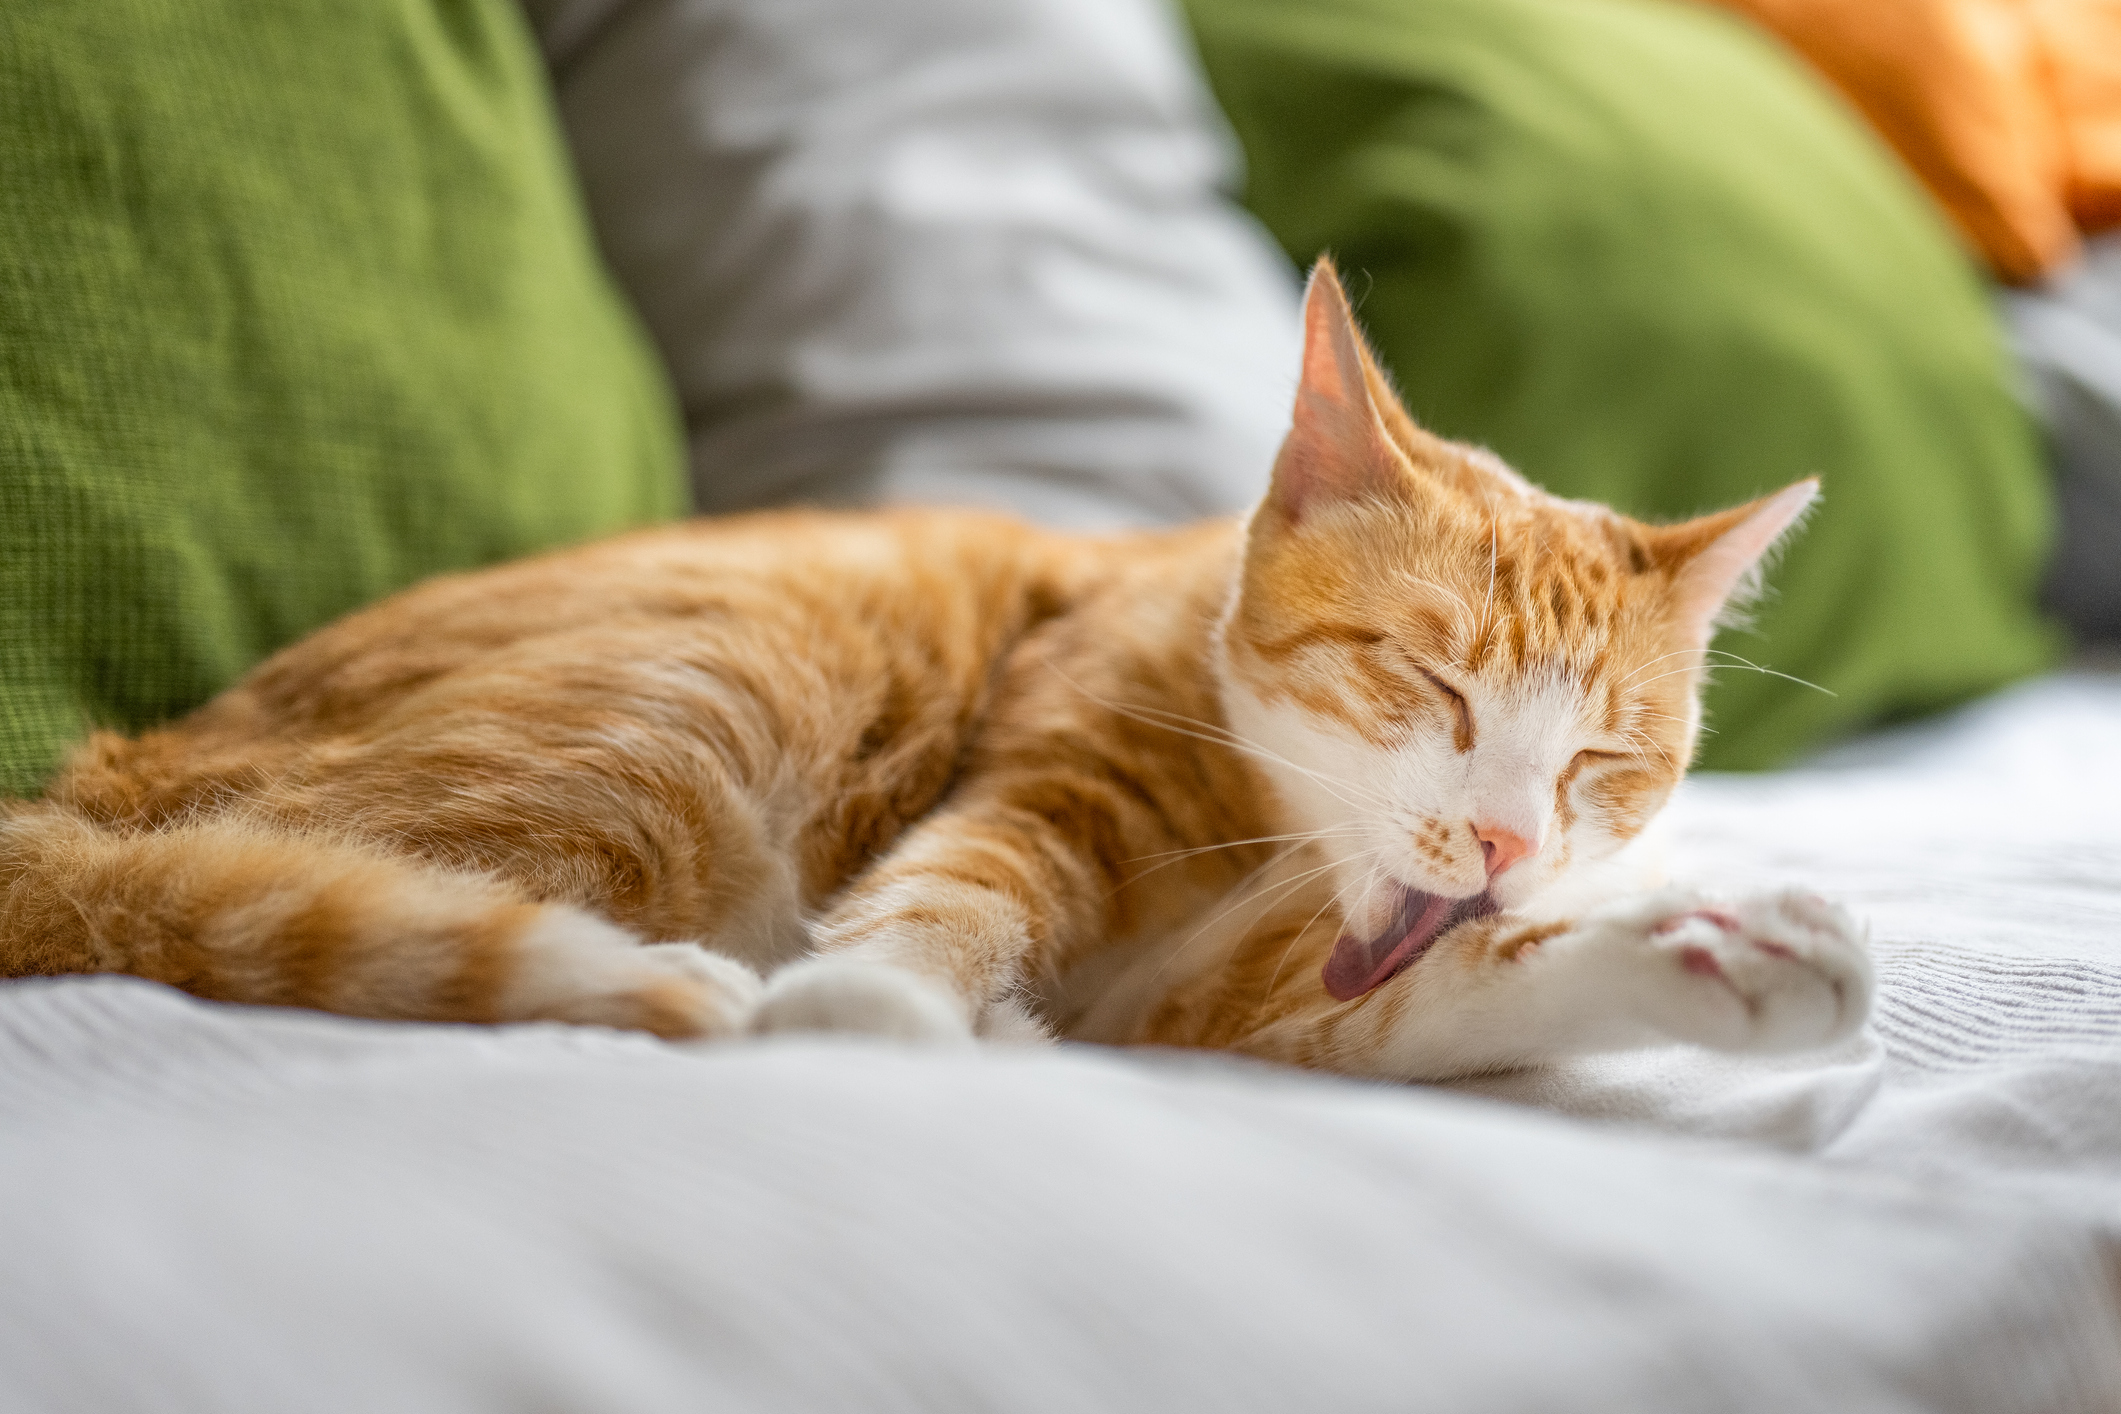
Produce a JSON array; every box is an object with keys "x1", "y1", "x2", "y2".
[
  {"x1": 1677, "y1": 945, "x2": 1726, "y2": 980},
  {"x1": 1653, "y1": 909, "x2": 1740, "y2": 937},
  {"x1": 1752, "y1": 939, "x2": 1798, "y2": 961}
]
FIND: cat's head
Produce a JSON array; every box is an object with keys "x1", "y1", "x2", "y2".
[{"x1": 1220, "y1": 259, "x2": 1814, "y2": 1002}]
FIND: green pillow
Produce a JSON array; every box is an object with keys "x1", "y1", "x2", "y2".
[
  {"x1": 0, "y1": 0, "x2": 685, "y2": 796},
  {"x1": 1186, "y1": 0, "x2": 2063, "y2": 768}
]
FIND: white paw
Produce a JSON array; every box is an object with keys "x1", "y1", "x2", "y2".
[
  {"x1": 503, "y1": 910, "x2": 762, "y2": 1040},
  {"x1": 636, "y1": 942, "x2": 765, "y2": 1024},
  {"x1": 752, "y1": 959, "x2": 976, "y2": 1046},
  {"x1": 1609, "y1": 889, "x2": 1872, "y2": 1053}
]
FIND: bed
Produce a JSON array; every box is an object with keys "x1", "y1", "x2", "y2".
[{"x1": 3, "y1": 669, "x2": 2116, "y2": 1411}]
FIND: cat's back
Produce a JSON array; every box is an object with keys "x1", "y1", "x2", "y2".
[
  {"x1": 209, "y1": 508, "x2": 1079, "y2": 732},
  {"x1": 50, "y1": 509, "x2": 1116, "y2": 830}
]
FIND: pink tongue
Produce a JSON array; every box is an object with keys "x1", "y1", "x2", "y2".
[{"x1": 1321, "y1": 889, "x2": 1476, "y2": 1002}]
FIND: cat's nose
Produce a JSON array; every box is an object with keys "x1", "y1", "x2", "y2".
[{"x1": 1475, "y1": 825, "x2": 1536, "y2": 880}]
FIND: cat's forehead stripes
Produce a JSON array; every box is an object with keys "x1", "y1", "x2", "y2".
[{"x1": 1448, "y1": 507, "x2": 1646, "y2": 670}]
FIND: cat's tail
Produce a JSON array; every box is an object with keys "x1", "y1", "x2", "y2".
[{"x1": 0, "y1": 804, "x2": 760, "y2": 1038}]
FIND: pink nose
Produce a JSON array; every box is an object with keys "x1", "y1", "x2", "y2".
[{"x1": 1475, "y1": 825, "x2": 1536, "y2": 880}]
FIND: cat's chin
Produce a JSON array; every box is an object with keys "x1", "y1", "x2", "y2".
[{"x1": 1321, "y1": 887, "x2": 1498, "y2": 1002}]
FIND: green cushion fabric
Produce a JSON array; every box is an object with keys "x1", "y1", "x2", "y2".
[
  {"x1": 0, "y1": 0, "x2": 685, "y2": 796},
  {"x1": 1186, "y1": 0, "x2": 2063, "y2": 768}
]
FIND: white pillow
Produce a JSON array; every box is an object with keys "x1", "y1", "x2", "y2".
[{"x1": 528, "y1": 0, "x2": 1301, "y2": 528}]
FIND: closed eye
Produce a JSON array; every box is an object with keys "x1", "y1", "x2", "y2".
[
  {"x1": 1417, "y1": 667, "x2": 1475, "y2": 748},
  {"x1": 1570, "y1": 748, "x2": 1630, "y2": 769}
]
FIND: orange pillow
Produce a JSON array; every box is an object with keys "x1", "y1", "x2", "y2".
[
  {"x1": 1701, "y1": 0, "x2": 2121, "y2": 283},
  {"x1": 2035, "y1": 0, "x2": 2121, "y2": 233}
]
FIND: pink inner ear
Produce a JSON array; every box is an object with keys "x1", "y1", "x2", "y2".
[
  {"x1": 1670, "y1": 480, "x2": 1818, "y2": 640},
  {"x1": 1269, "y1": 262, "x2": 1405, "y2": 522}
]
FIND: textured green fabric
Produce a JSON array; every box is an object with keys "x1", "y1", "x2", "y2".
[
  {"x1": 0, "y1": 1, "x2": 685, "y2": 796},
  {"x1": 1187, "y1": 0, "x2": 2063, "y2": 768}
]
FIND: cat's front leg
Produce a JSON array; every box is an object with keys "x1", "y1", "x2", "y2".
[
  {"x1": 1255, "y1": 887, "x2": 1872, "y2": 1082},
  {"x1": 751, "y1": 791, "x2": 1105, "y2": 1046},
  {"x1": 748, "y1": 875, "x2": 1030, "y2": 1047}
]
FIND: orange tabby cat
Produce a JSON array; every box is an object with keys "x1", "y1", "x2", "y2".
[{"x1": 0, "y1": 260, "x2": 1869, "y2": 1080}]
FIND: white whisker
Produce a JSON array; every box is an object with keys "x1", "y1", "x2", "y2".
[
  {"x1": 1616, "y1": 647, "x2": 1708, "y2": 689},
  {"x1": 1617, "y1": 725, "x2": 1676, "y2": 773},
  {"x1": 1482, "y1": 513, "x2": 1499, "y2": 637},
  {"x1": 1148, "y1": 853, "x2": 1346, "y2": 985},
  {"x1": 1116, "y1": 826, "x2": 1363, "y2": 891},
  {"x1": 1048, "y1": 668, "x2": 1394, "y2": 812},
  {"x1": 1259, "y1": 886, "x2": 1350, "y2": 1009},
  {"x1": 1701, "y1": 649, "x2": 1836, "y2": 697},
  {"x1": 1620, "y1": 648, "x2": 1833, "y2": 700},
  {"x1": 1263, "y1": 848, "x2": 1392, "y2": 1008},
  {"x1": 1401, "y1": 573, "x2": 1476, "y2": 635}
]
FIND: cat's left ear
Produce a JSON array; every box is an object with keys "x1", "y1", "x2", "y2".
[
  {"x1": 1265, "y1": 258, "x2": 1411, "y2": 524},
  {"x1": 1646, "y1": 480, "x2": 1818, "y2": 642}
]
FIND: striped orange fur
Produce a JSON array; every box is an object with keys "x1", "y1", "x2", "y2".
[{"x1": 0, "y1": 260, "x2": 1865, "y2": 1078}]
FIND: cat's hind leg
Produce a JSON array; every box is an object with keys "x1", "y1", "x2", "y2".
[
  {"x1": 0, "y1": 806, "x2": 760, "y2": 1039},
  {"x1": 1233, "y1": 887, "x2": 1871, "y2": 1081}
]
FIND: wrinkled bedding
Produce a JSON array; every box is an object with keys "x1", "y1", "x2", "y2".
[{"x1": 2, "y1": 674, "x2": 2117, "y2": 1412}]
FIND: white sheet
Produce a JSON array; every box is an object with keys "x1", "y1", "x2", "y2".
[{"x1": 3, "y1": 675, "x2": 2118, "y2": 1412}]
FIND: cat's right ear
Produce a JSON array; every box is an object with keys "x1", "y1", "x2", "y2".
[
  {"x1": 1646, "y1": 479, "x2": 1820, "y2": 643},
  {"x1": 1266, "y1": 259, "x2": 1409, "y2": 525}
]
